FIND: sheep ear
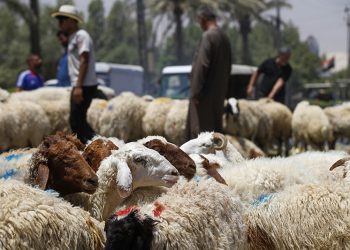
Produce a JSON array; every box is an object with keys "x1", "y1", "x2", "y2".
[
  {"x1": 115, "y1": 159, "x2": 132, "y2": 198},
  {"x1": 34, "y1": 164, "x2": 49, "y2": 190}
]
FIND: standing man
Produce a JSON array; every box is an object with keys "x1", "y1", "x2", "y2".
[
  {"x1": 186, "y1": 5, "x2": 232, "y2": 140},
  {"x1": 56, "y1": 31, "x2": 71, "y2": 87},
  {"x1": 246, "y1": 47, "x2": 292, "y2": 104},
  {"x1": 52, "y1": 5, "x2": 98, "y2": 143},
  {"x1": 16, "y1": 54, "x2": 44, "y2": 91}
]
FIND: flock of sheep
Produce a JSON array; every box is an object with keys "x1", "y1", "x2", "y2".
[
  {"x1": 1, "y1": 86, "x2": 350, "y2": 249},
  {"x1": 1, "y1": 86, "x2": 349, "y2": 157}
]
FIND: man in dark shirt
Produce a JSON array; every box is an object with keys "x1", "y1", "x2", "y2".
[{"x1": 246, "y1": 47, "x2": 292, "y2": 103}]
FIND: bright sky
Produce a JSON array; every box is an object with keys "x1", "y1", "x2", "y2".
[{"x1": 51, "y1": 0, "x2": 349, "y2": 55}]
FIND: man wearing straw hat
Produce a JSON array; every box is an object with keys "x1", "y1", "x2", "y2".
[{"x1": 52, "y1": 5, "x2": 98, "y2": 143}]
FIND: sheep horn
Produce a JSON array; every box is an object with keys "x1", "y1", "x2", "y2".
[
  {"x1": 329, "y1": 157, "x2": 350, "y2": 171},
  {"x1": 213, "y1": 133, "x2": 227, "y2": 150}
]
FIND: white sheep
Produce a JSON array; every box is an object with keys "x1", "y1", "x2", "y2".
[
  {"x1": 65, "y1": 142, "x2": 179, "y2": 221},
  {"x1": 209, "y1": 150, "x2": 347, "y2": 207},
  {"x1": 105, "y1": 179, "x2": 247, "y2": 250},
  {"x1": 0, "y1": 100, "x2": 51, "y2": 150},
  {"x1": 292, "y1": 100, "x2": 333, "y2": 151},
  {"x1": 246, "y1": 182, "x2": 350, "y2": 249},
  {"x1": 180, "y1": 132, "x2": 244, "y2": 167},
  {"x1": 142, "y1": 97, "x2": 174, "y2": 137},
  {"x1": 87, "y1": 98, "x2": 109, "y2": 133},
  {"x1": 225, "y1": 135, "x2": 265, "y2": 159},
  {"x1": 258, "y1": 98, "x2": 292, "y2": 155},
  {"x1": 223, "y1": 98, "x2": 273, "y2": 152},
  {"x1": 99, "y1": 92, "x2": 150, "y2": 141},
  {"x1": 0, "y1": 88, "x2": 10, "y2": 102},
  {"x1": 324, "y1": 102, "x2": 350, "y2": 149},
  {"x1": 8, "y1": 87, "x2": 71, "y2": 134},
  {"x1": 0, "y1": 179, "x2": 105, "y2": 250},
  {"x1": 0, "y1": 148, "x2": 37, "y2": 176},
  {"x1": 164, "y1": 99, "x2": 189, "y2": 145},
  {"x1": 8, "y1": 86, "x2": 70, "y2": 102}
]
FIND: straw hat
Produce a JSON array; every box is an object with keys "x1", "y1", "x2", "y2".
[{"x1": 51, "y1": 5, "x2": 83, "y2": 23}]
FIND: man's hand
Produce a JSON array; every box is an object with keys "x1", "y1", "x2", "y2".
[
  {"x1": 246, "y1": 85, "x2": 254, "y2": 97},
  {"x1": 73, "y1": 87, "x2": 83, "y2": 104}
]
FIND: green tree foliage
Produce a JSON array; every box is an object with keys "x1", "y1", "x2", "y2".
[
  {"x1": 0, "y1": 0, "x2": 326, "y2": 91},
  {"x1": 0, "y1": 8, "x2": 29, "y2": 88},
  {"x1": 97, "y1": 1, "x2": 138, "y2": 64},
  {"x1": 87, "y1": 0, "x2": 105, "y2": 53}
]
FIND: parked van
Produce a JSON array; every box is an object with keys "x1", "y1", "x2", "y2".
[
  {"x1": 95, "y1": 62, "x2": 144, "y2": 95},
  {"x1": 45, "y1": 62, "x2": 145, "y2": 96},
  {"x1": 158, "y1": 64, "x2": 257, "y2": 99}
]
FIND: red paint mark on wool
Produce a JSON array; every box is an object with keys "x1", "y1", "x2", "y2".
[
  {"x1": 153, "y1": 202, "x2": 165, "y2": 217},
  {"x1": 116, "y1": 206, "x2": 135, "y2": 217}
]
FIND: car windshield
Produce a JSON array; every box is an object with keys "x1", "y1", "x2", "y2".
[{"x1": 159, "y1": 73, "x2": 190, "y2": 99}]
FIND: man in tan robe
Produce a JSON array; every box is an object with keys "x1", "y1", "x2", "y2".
[{"x1": 186, "y1": 5, "x2": 232, "y2": 140}]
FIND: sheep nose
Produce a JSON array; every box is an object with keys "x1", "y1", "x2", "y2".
[
  {"x1": 171, "y1": 170, "x2": 179, "y2": 176},
  {"x1": 85, "y1": 176, "x2": 98, "y2": 188}
]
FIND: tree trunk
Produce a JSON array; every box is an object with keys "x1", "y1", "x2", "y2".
[
  {"x1": 239, "y1": 14, "x2": 251, "y2": 65},
  {"x1": 30, "y1": 0, "x2": 40, "y2": 55},
  {"x1": 173, "y1": 0, "x2": 183, "y2": 64},
  {"x1": 136, "y1": 0, "x2": 149, "y2": 92}
]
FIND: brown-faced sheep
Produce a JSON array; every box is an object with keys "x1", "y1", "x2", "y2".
[
  {"x1": 27, "y1": 134, "x2": 98, "y2": 196},
  {"x1": 83, "y1": 138, "x2": 119, "y2": 172},
  {"x1": 138, "y1": 136, "x2": 196, "y2": 180}
]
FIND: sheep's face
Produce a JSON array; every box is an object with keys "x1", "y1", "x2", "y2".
[
  {"x1": 123, "y1": 143, "x2": 179, "y2": 189},
  {"x1": 143, "y1": 139, "x2": 196, "y2": 180},
  {"x1": 180, "y1": 132, "x2": 227, "y2": 155},
  {"x1": 83, "y1": 139, "x2": 118, "y2": 172},
  {"x1": 46, "y1": 139, "x2": 98, "y2": 195}
]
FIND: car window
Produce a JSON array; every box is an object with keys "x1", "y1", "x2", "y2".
[{"x1": 159, "y1": 74, "x2": 190, "y2": 99}]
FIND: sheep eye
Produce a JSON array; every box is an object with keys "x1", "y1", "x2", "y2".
[{"x1": 134, "y1": 157, "x2": 146, "y2": 165}]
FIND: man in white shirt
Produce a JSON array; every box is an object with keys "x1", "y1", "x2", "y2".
[{"x1": 52, "y1": 5, "x2": 98, "y2": 143}]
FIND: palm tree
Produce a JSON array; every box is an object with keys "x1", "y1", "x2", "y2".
[
  {"x1": 136, "y1": 0, "x2": 149, "y2": 77},
  {"x1": 148, "y1": 0, "x2": 266, "y2": 64},
  {"x1": 149, "y1": 0, "x2": 188, "y2": 64},
  {"x1": 219, "y1": 0, "x2": 291, "y2": 64}
]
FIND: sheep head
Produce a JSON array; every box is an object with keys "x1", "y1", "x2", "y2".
[
  {"x1": 224, "y1": 98, "x2": 240, "y2": 119},
  {"x1": 83, "y1": 138, "x2": 119, "y2": 172},
  {"x1": 29, "y1": 135, "x2": 98, "y2": 196},
  {"x1": 142, "y1": 138, "x2": 196, "y2": 180},
  {"x1": 55, "y1": 131, "x2": 85, "y2": 151},
  {"x1": 104, "y1": 208, "x2": 156, "y2": 250},
  {"x1": 180, "y1": 132, "x2": 228, "y2": 155},
  {"x1": 329, "y1": 157, "x2": 350, "y2": 178},
  {"x1": 111, "y1": 142, "x2": 179, "y2": 198}
]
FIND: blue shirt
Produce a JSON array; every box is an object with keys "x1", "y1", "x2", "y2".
[
  {"x1": 56, "y1": 51, "x2": 71, "y2": 87},
  {"x1": 16, "y1": 70, "x2": 44, "y2": 91}
]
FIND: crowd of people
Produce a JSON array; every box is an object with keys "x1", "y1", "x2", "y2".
[{"x1": 14, "y1": 4, "x2": 293, "y2": 145}]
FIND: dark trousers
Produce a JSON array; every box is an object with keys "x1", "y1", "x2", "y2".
[{"x1": 69, "y1": 85, "x2": 98, "y2": 144}]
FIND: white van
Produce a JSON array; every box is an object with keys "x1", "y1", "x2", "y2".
[
  {"x1": 95, "y1": 62, "x2": 144, "y2": 95},
  {"x1": 158, "y1": 64, "x2": 257, "y2": 99},
  {"x1": 45, "y1": 62, "x2": 145, "y2": 96}
]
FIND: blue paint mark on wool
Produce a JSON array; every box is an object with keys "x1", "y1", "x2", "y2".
[
  {"x1": 252, "y1": 193, "x2": 274, "y2": 207},
  {"x1": 4, "y1": 154, "x2": 23, "y2": 161},
  {"x1": 193, "y1": 175, "x2": 212, "y2": 182},
  {"x1": 0, "y1": 169, "x2": 17, "y2": 180}
]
